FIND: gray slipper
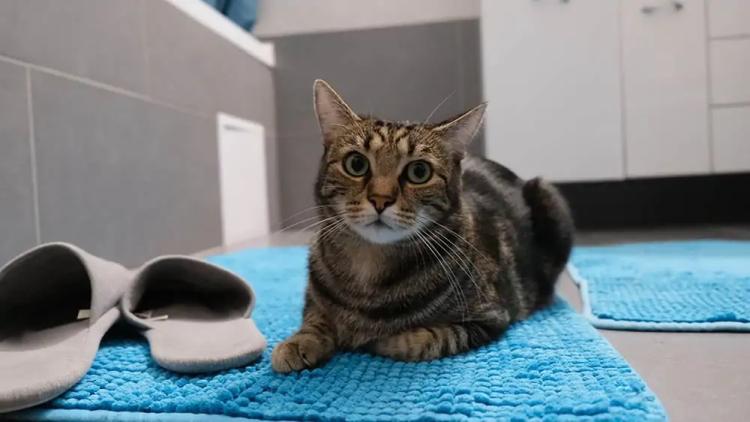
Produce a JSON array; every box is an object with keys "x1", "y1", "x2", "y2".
[
  {"x1": 0, "y1": 243, "x2": 130, "y2": 413},
  {"x1": 120, "y1": 256, "x2": 266, "y2": 373}
]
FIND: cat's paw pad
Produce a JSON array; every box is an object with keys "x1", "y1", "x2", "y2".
[{"x1": 271, "y1": 334, "x2": 330, "y2": 373}]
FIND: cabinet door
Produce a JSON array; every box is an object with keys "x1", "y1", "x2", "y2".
[
  {"x1": 712, "y1": 107, "x2": 750, "y2": 173},
  {"x1": 621, "y1": 0, "x2": 710, "y2": 177},
  {"x1": 708, "y1": 0, "x2": 750, "y2": 38},
  {"x1": 481, "y1": 0, "x2": 624, "y2": 182},
  {"x1": 710, "y1": 39, "x2": 750, "y2": 105}
]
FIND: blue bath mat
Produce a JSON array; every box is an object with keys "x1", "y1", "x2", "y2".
[
  {"x1": 13, "y1": 247, "x2": 665, "y2": 421},
  {"x1": 569, "y1": 240, "x2": 750, "y2": 331}
]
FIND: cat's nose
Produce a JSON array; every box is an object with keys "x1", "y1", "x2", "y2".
[{"x1": 368, "y1": 195, "x2": 395, "y2": 214}]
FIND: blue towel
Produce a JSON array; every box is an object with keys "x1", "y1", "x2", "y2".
[
  {"x1": 202, "y1": 0, "x2": 257, "y2": 31},
  {"x1": 570, "y1": 240, "x2": 750, "y2": 331},
  {"x1": 15, "y1": 247, "x2": 665, "y2": 421}
]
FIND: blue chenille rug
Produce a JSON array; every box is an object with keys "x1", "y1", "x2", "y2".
[
  {"x1": 569, "y1": 240, "x2": 750, "y2": 331},
  {"x1": 12, "y1": 247, "x2": 666, "y2": 421}
]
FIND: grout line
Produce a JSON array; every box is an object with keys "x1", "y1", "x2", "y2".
[
  {"x1": 25, "y1": 68, "x2": 42, "y2": 245},
  {"x1": 617, "y1": 0, "x2": 628, "y2": 179},
  {"x1": 704, "y1": 0, "x2": 715, "y2": 172},
  {"x1": 711, "y1": 101, "x2": 750, "y2": 109},
  {"x1": 256, "y1": 17, "x2": 481, "y2": 40},
  {"x1": 0, "y1": 54, "x2": 209, "y2": 119},
  {"x1": 710, "y1": 33, "x2": 750, "y2": 41}
]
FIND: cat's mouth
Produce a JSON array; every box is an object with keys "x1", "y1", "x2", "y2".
[
  {"x1": 350, "y1": 216, "x2": 410, "y2": 244},
  {"x1": 366, "y1": 220, "x2": 391, "y2": 229}
]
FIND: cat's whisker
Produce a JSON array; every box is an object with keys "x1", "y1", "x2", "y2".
[
  {"x1": 276, "y1": 213, "x2": 332, "y2": 232},
  {"x1": 412, "y1": 229, "x2": 468, "y2": 322},
  {"x1": 281, "y1": 205, "x2": 332, "y2": 225},
  {"x1": 275, "y1": 216, "x2": 331, "y2": 234},
  {"x1": 324, "y1": 220, "x2": 349, "y2": 242},
  {"x1": 414, "y1": 215, "x2": 481, "y2": 271},
  {"x1": 423, "y1": 225, "x2": 490, "y2": 302},
  {"x1": 276, "y1": 215, "x2": 320, "y2": 233},
  {"x1": 412, "y1": 215, "x2": 489, "y2": 303},
  {"x1": 278, "y1": 213, "x2": 345, "y2": 234},
  {"x1": 310, "y1": 220, "x2": 342, "y2": 246},
  {"x1": 423, "y1": 233, "x2": 472, "y2": 288},
  {"x1": 423, "y1": 90, "x2": 456, "y2": 124},
  {"x1": 417, "y1": 215, "x2": 485, "y2": 266},
  {"x1": 410, "y1": 230, "x2": 428, "y2": 269},
  {"x1": 314, "y1": 217, "x2": 349, "y2": 245},
  {"x1": 296, "y1": 218, "x2": 342, "y2": 235},
  {"x1": 418, "y1": 215, "x2": 488, "y2": 259}
]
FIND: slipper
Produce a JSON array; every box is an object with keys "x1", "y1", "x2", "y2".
[
  {"x1": 0, "y1": 243, "x2": 131, "y2": 413},
  {"x1": 120, "y1": 256, "x2": 266, "y2": 373}
]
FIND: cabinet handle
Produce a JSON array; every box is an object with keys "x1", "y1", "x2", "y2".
[
  {"x1": 641, "y1": 1, "x2": 683, "y2": 14},
  {"x1": 533, "y1": 0, "x2": 570, "y2": 4}
]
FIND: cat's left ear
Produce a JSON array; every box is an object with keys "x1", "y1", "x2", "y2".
[
  {"x1": 313, "y1": 79, "x2": 360, "y2": 146},
  {"x1": 431, "y1": 103, "x2": 487, "y2": 152}
]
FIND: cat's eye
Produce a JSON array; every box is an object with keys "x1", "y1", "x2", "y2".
[
  {"x1": 343, "y1": 152, "x2": 369, "y2": 177},
  {"x1": 405, "y1": 160, "x2": 432, "y2": 184}
]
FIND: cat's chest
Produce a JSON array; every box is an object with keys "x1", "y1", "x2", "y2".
[{"x1": 343, "y1": 246, "x2": 389, "y2": 284}]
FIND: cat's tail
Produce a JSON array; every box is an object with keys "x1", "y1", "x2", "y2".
[{"x1": 522, "y1": 177, "x2": 574, "y2": 308}]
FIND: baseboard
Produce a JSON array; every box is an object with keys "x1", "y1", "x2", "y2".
[{"x1": 556, "y1": 172, "x2": 750, "y2": 229}]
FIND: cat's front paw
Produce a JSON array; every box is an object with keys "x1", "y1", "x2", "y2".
[
  {"x1": 271, "y1": 333, "x2": 333, "y2": 373},
  {"x1": 371, "y1": 327, "x2": 443, "y2": 362}
]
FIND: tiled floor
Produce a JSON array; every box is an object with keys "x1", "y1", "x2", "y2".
[
  {"x1": 565, "y1": 227, "x2": 750, "y2": 422},
  {"x1": 202, "y1": 226, "x2": 750, "y2": 422}
]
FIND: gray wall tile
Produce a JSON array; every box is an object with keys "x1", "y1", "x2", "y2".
[
  {"x1": 143, "y1": 1, "x2": 281, "y2": 229},
  {"x1": 245, "y1": 57, "x2": 278, "y2": 134},
  {"x1": 144, "y1": 0, "x2": 270, "y2": 120},
  {"x1": 268, "y1": 20, "x2": 483, "y2": 223},
  {"x1": 31, "y1": 71, "x2": 221, "y2": 266},
  {"x1": 0, "y1": 60, "x2": 37, "y2": 264},
  {"x1": 245, "y1": 57, "x2": 281, "y2": 230},
  {"x1": 0, "y1": 0, "x2": 148, "y2": 93},
  {"x1": 456, "y1": 20, "x2": 485, "y2": 155},
  {"x1": 457, "y1": 21, "x2": 483, "y2": 109}
]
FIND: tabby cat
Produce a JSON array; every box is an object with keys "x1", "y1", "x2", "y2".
[{"x1": 271, "y1": 80, "x2": 574, "y2": 373}]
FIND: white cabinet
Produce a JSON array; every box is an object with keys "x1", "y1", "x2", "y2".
[
  {"x1": 710, "y1": 39, "x2": 750, "y2": 105},
  {"x1": 621, "y1": 0, "x2": 710, "y2": 177},
  {"x1": 480, "y1": 0, "x2": 748, "y2": 182},
  {"x1": 708, "y1": 0, "x2": 750, "y2": 37},
  {"x1": 712, "y1": 107, "x2": 750, "y2": 173},
  {"x1": 707, "y1": 2, "x2": 750, "y2": 173},
  {"x1": 481, "y1": 0, "x2": 624, "y2": 182}
]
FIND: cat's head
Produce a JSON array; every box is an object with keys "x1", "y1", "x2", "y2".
[{"x1": 313, "y1": 79, "x2": 485, "y2": 245}]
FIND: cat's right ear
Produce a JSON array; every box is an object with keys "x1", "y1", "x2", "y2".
[{"x1": 313, "y1": 79, "x2": 360, "y2": 145}]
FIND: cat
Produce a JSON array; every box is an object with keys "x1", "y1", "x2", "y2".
[{"x1": 271, "y1": 80, "x2": 574, "y2": 372}]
